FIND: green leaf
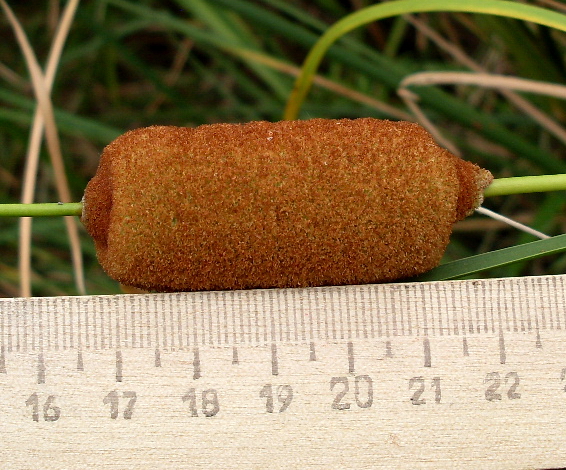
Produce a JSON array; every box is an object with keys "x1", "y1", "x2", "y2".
[{"x1": 414, "y1": 234, "x2": 566, "y2": 281}]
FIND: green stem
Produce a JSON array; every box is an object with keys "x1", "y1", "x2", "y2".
[
  {"x1": 483, "y1": 174, "x2": 566, "y2": 197},
  {"x1": 0, "y1": 203, "x2": 83, "y2": 217},
  {"x1": 0, "y1": 174, "x2": 565, "y2": 218}
]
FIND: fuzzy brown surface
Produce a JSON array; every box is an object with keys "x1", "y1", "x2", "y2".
[{"x1": 81, "y1": 118, "x2": 492, "y2": 292}]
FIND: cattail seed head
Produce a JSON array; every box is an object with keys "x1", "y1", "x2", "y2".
[{"x1": 81, "y1": 118, "x2": 492, "y2": 292}]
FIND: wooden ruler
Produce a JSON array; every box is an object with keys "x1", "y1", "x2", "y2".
[{"x1": 1, "y1": 274, "x2": 566, "y2": 469}]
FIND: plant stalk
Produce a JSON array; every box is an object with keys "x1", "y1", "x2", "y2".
[
  {"x1": 0, "y1": 174, "x2": 565, "y2": 217},
  {"x1": 0, "y1": 202, "x2": 83, "y2": 217},
  {"x1": 483, "y1": 174, "x2": 566, "y2": 197}
]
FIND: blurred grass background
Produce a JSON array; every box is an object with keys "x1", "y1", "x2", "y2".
[{"x1": 0, "y1": 0, "x2": 565, "y2": 297}]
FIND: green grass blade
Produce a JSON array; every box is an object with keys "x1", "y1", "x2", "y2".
[
  {"x1": 284, "y1": 0, "x2": 566, "y2": 120},
  {"x1": 413, "y1": 234, "x2": 566, "y2": 282}
]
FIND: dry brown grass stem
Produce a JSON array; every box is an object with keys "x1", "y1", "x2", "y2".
[
  {"x1": 0, "y1": 0, "x2": 84, "y2": 296},
  {"x1": 238, "y1": 48, "x2": 412, "y2": 121},
  {"x1": 399, "y1": 71, "x2": 566, "y2": 154},
  {"x1": 404, "y1": 15, "x2": 566, "y2": 147}
]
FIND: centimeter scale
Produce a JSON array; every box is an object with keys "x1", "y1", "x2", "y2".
[{"x1": 0, "y1": 274, "x2": 565, "y2": 469}]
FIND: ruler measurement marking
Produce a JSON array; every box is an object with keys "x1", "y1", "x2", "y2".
[
  {"x1": 278, "y1": 290, "x2": 283, "y2": 342},
  {"x1": 138, "y1": 296, "x2": 145, "y2": 348},
  {"x1": 385, "y1": 340, "x2": 393, "y2": 358},
  {"x1": 127, "y1": 295, "x2": 133, "y2": 348},
  {"x1": 159, "y1": 296, "x2": 167, "y2": 350},
  {"x1": 520, "y1": 280, "x2": 527, "y2": 332},
  {"x1": 67, "y1": 297, "x2": 72, "y2": 350},
  {"x1": 85, "y1": 295, "x2": 91, "y2": 350},
  {"x1": 483, "y1": 281, "x2": 490, "y2": 334},
  {"x1": 25, "y1": 299, "x2": 31, "y2": 352},
  {"x1": 77, "y1": 349, "x2": 84, "y2": 371},
  {"x1": 464, "y1": 281, "x2": 473, "y2": 335},
  {"x1": 480, "y1": 282, "x2": 488, "y2": 335},
  {"x1": 364, "y1": 286, "x2": 374, "y2": 338},
  {"x1": 330, "y1": 289, "x2": 337, "y2": 341},
  {"x1": 1, "y1": 303, "x2": 6, "y2": 353},
  {"x1": 222, "y1": 293, "x2": 229, "y2": 345},
  {"x1": 339, "y1": 289, "x2": 346, "y2": 340},
  {"x1": 1, "y1": 301, "x2": 5, "y2": 357},
  {"x1": 232, "y1": 292, "x2": 239, "y2": 345},
  {"x1": 375, "y1": 287, "x2": 383, "y2": 338},
  {"x1": 398, "y1": 286, "x2": 406, "y2": 336},
  {"x1": 271, "y1": 343, "x2": 279, "y2": 376},
  {"x1": 150, "y1": 296, "x2": 158, "y2": 350},
  {"x1": 450, "y1": 283, "x2": 459, "y2": 336},
  {"x1": 536, "y1": 329, "x2": 542, "y2": 349},
  {"x1": 0, "y1": 345, "x2": 5, "y2": 374},
  {"x1": 129, "y1": 295, "x2": 135, "y2": 349},
  {"x1": 97, "y1": 296, "x2": 103, "y2": 350},
  {"x1": 279, "y1": 291, "x2": 297, "y2": 342},
  {"x1": 176, "y1": 295, "x2": 183, "y2": 350},
  {"x1": 266, "y1": 290, "x2": 273, "y2": 344},
  {"x1": 311, "y1": 289, "x2": 319, "y2": 343},
  {"x1": 309, "y1": 342, "x2": 316, "y2": 361},
  {"x1": 558, "y1": 276, "x2": 565, "y2": 330},
  {"x1": 251, "y1": 292, "x2": 265, "y2": 344},
  {"x1": 321, "y1": 289, "x2": 328, "y2": 341},
  {"x1": 462, "y1": 336, "x2": 469, "y2": 357},
  {"x1": 274, "y1": 290, "x2": 282, "y2": 343},
  {"x1": 37, "y1": 352, "x2": 45, "y2": 384},
  {"x1": 295, "y1": 291, "x2": 312, "y2": 343},
  {"x1": 425, "y1": 284, "x2": 433, "y2": 337},
  {"x1": 389, "y1": 287, "x2": 397, "y2": 338},
  {"x1": 347, "y1": 341, "x2": 354, "y2": 374},
  {"x1": 527, "y1": 280, "x2": 546, "y2": 348},
  {"x1": 14, "y1": 299, "x2": 20, "y2": 352},
  {"x1": 499, "y1": 330, "x2": 506, "y2": 365},
  {"x1": 116, "y1": 350, "x2": 123, "y2": 382},
  {"x1": 507, "y1": 280, "x2": 516, "y2": 333},
  {"x1": 53, "y1": 297, "x2": 59, "y2": 351},
  {"x1": 545, "y1": 278, "x2": 554, "y2": 330},
  {"x1": 193, "y1": 348, "x2": 201, "y2": 380},
  {"x1": 356, "y1": 287, "x2": 366, "y2": 340},
  {"x1": 383, "y1": 288, "x2": 390, "y2": 341},
  {"x1": 410, "y1": 286, "x2": 418, "y2": 337},
  {"x1": 2, "y1": 275, "x2": 565, "y2": 353},
  {"x1": 168, "y1": 294, "x2": 175, "y2": 350},
  {"x1": 526, "y1": 280, "x2": 533, "y2": 332},
  {"x1": 49, "y1": 298, "x2": 54, "y2": 350},
  {"x1": 437, "y1": 284, "x2": 445, "y2": 336},
  {"x1": 202, "y1": 293, "x2": 208, "y2": 346},
  {"x1": 208, "y1": 293, "x2": 214, "y2": 346},
  {"x1": 232, "y1": 346, "x2": 239, "y2": 365},
  {"x1": 200, "y1": 293, "x2": 207, "y2": 346},
  {"x1": 347, "y1": 287, "x2": 354, "y2": 340},
  {"x1": 537, "y1": 278, "x2": 547, "y2": 331},
  {"x1": 38, "y1": 299, "x2": 43, "y2": 354},
  {"x1": 555, "y1": 276, "x2": 562, "y2": 330},
  {"x1": 115, "y1": 297, "x2": 121, "y2": 352},
  {"x1": 500, "y1": 282, "x2": 511, "y2": 332},
  {"x1": 242, "y1": 292, "x2": 248, "y2": 344},
  {"x1": 192, "y1": 297, "x2": 198, "y2": 350},
  {"x1": 420, "y1": 285, "x2": 428, "y2": 338},
  {"x1": 291, "y1": 291, "x2": 306, "y2": 343},
  {"x1": 337, "y1": 289, "x2": 345, "y2": 340},
  {"x1": 384, "y1": 288, "x2": 393, "y2": 355},
  {"x1": 154, "y1": 347, "x2": 161, "y2": 368},
  {"x1": 423, "y1": 338, "x2": 432, "y2": 368}
]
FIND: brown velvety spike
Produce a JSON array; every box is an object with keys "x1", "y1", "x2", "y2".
[{"x1": 81, "y1": 118, "x2": 492, "y2": 292}]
